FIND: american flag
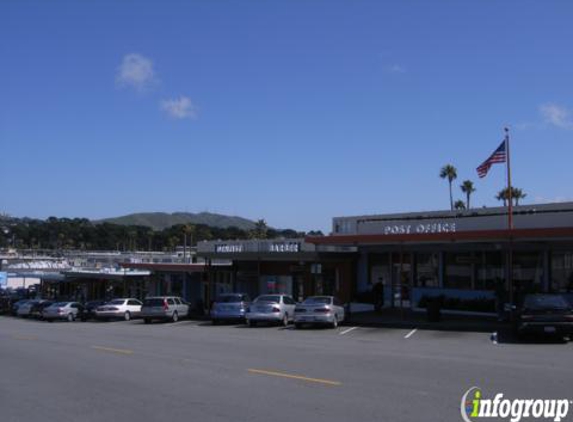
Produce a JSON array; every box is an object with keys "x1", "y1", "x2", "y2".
[{"x1": 476, "y1": 139, "x2": 507, "y2": 178}]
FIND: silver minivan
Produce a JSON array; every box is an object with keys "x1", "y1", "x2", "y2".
[
  {"x1": 141, "y1": 296, "x2": 189, "y2": 324},
  {"x1": 245, "y1": 294, "x2": 297, "y2": 327}
]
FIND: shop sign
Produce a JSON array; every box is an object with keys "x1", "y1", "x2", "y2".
[
  {"x1": 269, "y1": 242, "x2": 300, "y2": 253},
  {"x1": 215, "y1": 244, "x2": 243, "y2": 253},
  {"x1": 382, "y1": 222, "x2": 457, "y2": 235}
]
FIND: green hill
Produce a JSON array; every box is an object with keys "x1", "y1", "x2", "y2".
[{"x1": 95, "y1": 212, "x2": 257, "y2": 231}]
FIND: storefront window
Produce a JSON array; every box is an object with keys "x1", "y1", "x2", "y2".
[
  {"x1": 513, "y1": 252, "x2": 544, "y2": 295},
  {"x1": 475, "y1": 252, "x2": 504, "y2": 291},
  {"x1": 259, "y1": 275, "x2": 293, "y2": 295},
  {"x1": 444, "y1": 252, "x2": 473, "y2": 290},
  {"x1": 551, "y1": 252, "x2": 573, "y2": 293},
  {"x1": 415, "y1": 253, "x2": 439, "y2": 288}
]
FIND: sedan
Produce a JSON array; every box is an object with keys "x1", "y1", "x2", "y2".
[
  {"x1": 245, "y1": 294, "x2": 296, "y2": 327},
  {"x1": 31, "y1": 301, "x2": 55, "y2": 320},
  {"x1": 211, "y1": 293, "x2": 251, "y2": 324},
  {"x1": 17, "y1": 300, "x2": 41, "y2": 318},
  {"x1": 515, "y1": 294, "x2": 573, "y2": 340},
  {"x1": 79, "y1": 300, "x2": 107, "y2": 321},
  {"x1": 43, "y1": 302, "x2": 83, "y2": 322},
  {"x1": 95, "y1": 298, "x2": 142, "y2": 321},
  {"x1": 11, "y1": 299, "x2": 30, "y2": 316},
  {"x1": 294, "y1": 296, "x2": 345, "y2": 329}
]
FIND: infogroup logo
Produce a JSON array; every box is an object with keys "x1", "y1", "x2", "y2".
[{"x1": 461, "y1": 387, "x2": 571, "y2": 422}]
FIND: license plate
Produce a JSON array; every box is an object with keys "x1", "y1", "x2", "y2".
[{"x1": 544, "y1": 326, "x2": 556, "y2": 333}]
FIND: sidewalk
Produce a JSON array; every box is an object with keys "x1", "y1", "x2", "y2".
[{"x1": 346, "y1": 307, "x2": 506, "y2": 333}]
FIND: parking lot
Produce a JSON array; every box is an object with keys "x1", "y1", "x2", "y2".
[{"x1": 1, "y1": 315, "x2": 572, "y2": 422}]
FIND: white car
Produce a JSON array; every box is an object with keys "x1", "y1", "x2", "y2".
[
  {"x1": 294, "y1": 296, "x2": 345, "y2": 329},
  {"x1": 43, "y1": 302, "x2": 83, "y2": 322},
  {"x1": 246, "y1": 294, "x2": 297, "y2": 327},
  {"x1": 95, "y1": 298, "x2": 142, "y2": 321}
]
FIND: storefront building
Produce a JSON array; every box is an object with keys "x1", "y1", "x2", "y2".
[
  {"x1": 117, "y1": 262, "x2": 221, "y2": 310},
  {"x1": 307, "y1": 202, "x2": 573, "y2": 313},
  {"x1": 197, "y1": 239, "x2": 356, "y2": 303}
]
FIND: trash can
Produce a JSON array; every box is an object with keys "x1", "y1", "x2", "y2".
[{"x1": 426, "y1": 297, "x2": 442, "y2": 322}]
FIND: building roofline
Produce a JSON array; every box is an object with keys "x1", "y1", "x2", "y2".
[
  {"x1": 332, "y1": 202, "x2": 573, "y2": 222},
  {"x1": 306, "y1": 227, "x2": 573, "y2": 245}
]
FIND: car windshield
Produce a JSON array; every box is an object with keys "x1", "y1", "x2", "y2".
[
  {"x1": 52, "y1": 302, "x2": 69, "y2": 307},
  {"x1": 144, "y1": 298, "x2": 165, "y2": 306},
  {"x1": 303, "y1": 297, "x2": 332, "y2": 305},
  {"x1": 109, "y1": 299, "x2": 125, "y2": 305},
  {"x1": 254, "y1": 295, "x2": 280, "y2": 303},
  {"x1": 524, "y1": 295, "x2": 570, "y2": 310},
  {"x1": 217, "y1": 295, "x2": 243, "y2": 303}
]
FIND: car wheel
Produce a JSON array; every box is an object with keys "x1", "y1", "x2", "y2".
[
  {"x1": 67, "y1": 313, "x2": 75, "y2": 322},
  {"x1": 247, "y1": 319, "x2": 257, "y2": 327},
  {"x1": 124, "y1": 311, "x2": 131, "y2": 321},
  {"x1": 295, "y1": 323, "x2": 303, "y2": 329},
  {"x1": 144, "y1": 318, "x2": 151, "y2": 324},
  {"x1": 331, "y1": 315, "x2": 339, "y2": 329},
  {"x1": 212, "y1": 319, "x2": 218, "y2": 325},
  {"x1": 172, "y1": 311, "x2": 179, "y2": 323},
  {"x1": 282, "y1": 313, "x2": 289, "y2": 327}
]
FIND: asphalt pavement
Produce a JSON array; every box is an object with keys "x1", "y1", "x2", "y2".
[{"x1": 1, "y1": 316, "x2": 572, "y2": 422}]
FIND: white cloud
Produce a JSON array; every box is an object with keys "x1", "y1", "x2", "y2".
[
  {"x1": 160, "y1": 96, "x2": 198, "y2": 120},
  {"x1": 116, "y1": 53, "x2": 157, "y2": 92},
  {"x1": 539, "y1": 103, "x2": 573, "y2": 130},
  {"x1": 384, "y1": 64, "x2": 406, "y2": 74}
]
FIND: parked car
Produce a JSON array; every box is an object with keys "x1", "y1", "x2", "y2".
[
  {"x1": 245, "y1": 294, "x2": 297, "y2": 327},
  {"x1": 141, "y1": 296, "x2": 189, "y2": 324},
  {"x1": 16, "y1": 300, "x2": 41, "y2": 318},
  {"x1": 95, "y1": 298, "x2": 142, "y2": 321},
  {"x1": 30, "y1": 300, "x2": 55, "y2": 320},
  {"x1": 11, "y1": 299, "x2": 30, "y2": 316},
  {"x1": 43, "y1": 302, "x2": 83, "y2": 322},
  {"x1": 18, "y1": 300, "x2": 52, "y2": 318},
  {"x1": 294, "y1": 296, "x2": 346, "y2": 329},
  {"x1": 211, "y1": 293, "x2": 251, "y2": 324},
  {"x1": 515, "y1": 294, "x2": 573, "y2": 340},
  {"x1": 79, "y1": 300, "x2": 107, "y2": 321}
]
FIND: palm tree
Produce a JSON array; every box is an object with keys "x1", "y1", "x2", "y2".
[
  {"x1": 460, "y1": 180, "x2": 476, "y2": 209},
  {"x1": 496, "y1": 188, "x2": 509, "y2": 206},
  {"x1": 513, "y1": 188, "x2": 527, "y2": 206},
  {"x1": 454, "y1": 200, "x2": 466, "y2": 210},
  {"x1": 495, "y1": 187, "x2": 527, "y2": 206},
  {"x1": 440, "y1": 164, "x2": 458, "y2": 210}
]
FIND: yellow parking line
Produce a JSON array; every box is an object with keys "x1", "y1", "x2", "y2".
[
  {"x1": 91, "y1": 346, "x2": 133, "y2": 355},
  {"x1": 247, "y1": 368, "x2": 341, "y2": 386},
  {"x1": 13, "y1": 335, "x2": 37, "y2": 341}
]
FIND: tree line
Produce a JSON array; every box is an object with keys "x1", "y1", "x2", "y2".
[{"x1": 0, "y1": 217, "x2": 323, "y2": 251}]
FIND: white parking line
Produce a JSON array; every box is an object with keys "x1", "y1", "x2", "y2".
[
  {"x1": 404, "y1": 328, "x2": 418, "y2": 339},
  {"x1": 339, "y1": 327, "x2": 359, "y2": 335},
  {"x1": 167, "y1": 321, "x2": 198, "y2": 327}
]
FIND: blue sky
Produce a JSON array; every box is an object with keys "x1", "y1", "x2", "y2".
[{"x1": 1, "y1": 0, "x2": 572, "y2": 233}]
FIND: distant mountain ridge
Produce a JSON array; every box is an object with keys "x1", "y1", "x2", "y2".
[{"x1": 95, "y1": 212, "x2": 257, "y2": 231}]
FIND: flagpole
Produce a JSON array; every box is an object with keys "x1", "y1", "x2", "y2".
[
  {"x1": 505, "y1": 127, "x2": 513, "y2": 229},
  {"x1": 505, "y1": 127, "x2": 515, "y2": 316}
]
